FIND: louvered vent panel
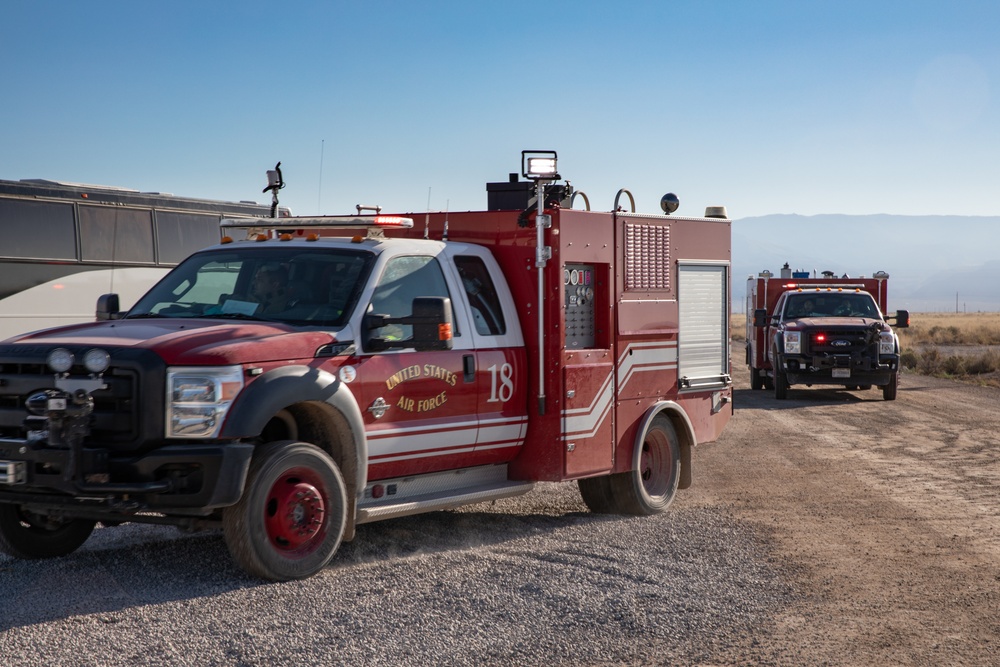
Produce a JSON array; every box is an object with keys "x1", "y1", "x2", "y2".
[{"x1": 624, "y1": 223, "x2": 670, "y2": 290}]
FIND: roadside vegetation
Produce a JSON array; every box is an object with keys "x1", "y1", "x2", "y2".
[
  {"x1": 897, "y1": 312, "x2": 1000, "y2": 387},
  {"x1": 731, "y1": 311, "x2": 1000, "y2": 388}
]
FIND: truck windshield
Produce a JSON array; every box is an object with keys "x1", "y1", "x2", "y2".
[
  {"x1": 126, "y1": 246, "x2": 374, "y2": 327},
  {"x1": 784, "y1": 293, "x2": 881, "y2": 319}
]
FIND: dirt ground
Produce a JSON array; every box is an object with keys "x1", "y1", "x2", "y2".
[
  {"x1": 688, "y1": 365, "x2": 1000, "y2": 666},
  {"x1": 4, "y1": 363, "x2": 1000, "y2": 666}
]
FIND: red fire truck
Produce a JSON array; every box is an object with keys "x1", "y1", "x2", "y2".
[
  {"x1": 746, "y1": 264, "x2": 909, "y2": 400},
  {"x1": 0, "y1": 153, "x2": 733, "y2": 580}
]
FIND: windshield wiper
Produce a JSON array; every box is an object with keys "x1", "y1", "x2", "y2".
[{"x1": 206, "y1": 312, "x2": 268, "y2": 321}]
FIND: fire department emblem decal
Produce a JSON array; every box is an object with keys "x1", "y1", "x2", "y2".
[{"x1": 368, "y1": 397, "x2": 389, "y2": 419}]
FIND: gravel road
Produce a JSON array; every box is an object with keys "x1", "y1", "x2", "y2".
[{"x1": 3, "y1": 365, "x2": 999, "y2": 666}]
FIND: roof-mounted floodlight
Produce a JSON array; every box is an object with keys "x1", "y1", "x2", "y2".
[{"x1": 522, "y1": 150, "x2": 559, "y2": 180}]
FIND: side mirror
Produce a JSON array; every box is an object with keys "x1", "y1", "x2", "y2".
[
  {"x1": 753, "y1": 308, "x2": 768, "y2": 327},
  {"x1": 96, "y1": 293, "x2": 122, "y2": 321},
  {"x1": 410, "y1": 297, "x2": 454, "y2": 350},
  {"x1": 891, "y1": 309, "x2": 910, "y2": 328},
  {"x1": 365, "y1": 297, "x2": 454, "y2": 351}
]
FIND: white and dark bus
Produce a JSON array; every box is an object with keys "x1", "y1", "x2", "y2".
[{"x1": 0, "y1": 178, "x2": 286, "y2": 341}]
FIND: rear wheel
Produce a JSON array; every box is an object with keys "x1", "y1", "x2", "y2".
[
  {"x1": 883, "y1": 373, "x2": 898, "y2": 401},
  {"x1": 223, "y1": 441, "x2": 347, "y2": 581},
  {"x1": 607, "y1": 416, "x2": 681, "y2": 515},
  {"x1": 0, "y1": 505, "x2": 95, "y2": 559},
  {"x1": 577, "y1": 475, "x2": 618, "y2": 514},
  {"x1": 750, "y1": 367, "x2": 764, "y2": 390}
]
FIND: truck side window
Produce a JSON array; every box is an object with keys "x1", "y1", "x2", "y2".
[
  {"x1": 455, "y1": 255, "x2": 506, "y2": 336},
  {"x1": 369, "y1": 256, "x2": 452, "y2": 340}
]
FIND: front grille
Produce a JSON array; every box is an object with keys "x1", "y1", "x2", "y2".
[
  {"x1": 808, "y1": 329, "x2": 873, "y2": 355},
  {"x1": 0, "y1": 345, "x2": 165, "y2": 450}
]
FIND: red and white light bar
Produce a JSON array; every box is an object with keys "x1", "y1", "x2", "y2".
[{"x1": 221, "y1": 215, "x2": 414, "y2": 230}]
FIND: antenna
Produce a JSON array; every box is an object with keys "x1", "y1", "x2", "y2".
[
  {"x1": 443, "y1": 199, "x2": 449, "y2": 242},
  {"x1": 424, "y1": 187, "x2": 432, "y2": 239},
  {"x1": 317, "y1": 139, "x2": 325, "y2": 214}
]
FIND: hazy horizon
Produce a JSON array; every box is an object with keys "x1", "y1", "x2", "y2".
[{"x1": 733, "y1": 213, "x2": 1000, "y2": 313}]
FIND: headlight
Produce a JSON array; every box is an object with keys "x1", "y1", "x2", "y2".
[
  {"x1": 879, "y1": 332, "x2": 895, "y2": 355},
  {"x1": 166, "y1": 366, "x2": 244, "y2": 438},
  {"x1": 783, "y1": 331, "x2": 801, "y2": 354}
]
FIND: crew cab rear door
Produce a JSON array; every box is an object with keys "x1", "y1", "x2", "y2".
[{"x1": 450, "y1": 249, "x2": 528, "y2": 463}]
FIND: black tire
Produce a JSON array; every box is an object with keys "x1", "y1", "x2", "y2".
[
  {"x1": 774, "y1": 369, "x2": 788, "y2": 400},
  {"x1": 750, "y1": 367, "x2": 764, "y2": 391},
  {"x1": 607, "y1": 416, "x2": 681, "y2": 515},
  {"x1": 0, "y1": 505, "x2": 95, "y2": 559},
  {"x1": 883, "y1": 373, "x2": 898, "y2": 401},
  {"x1": 223, "y1": 441, "x2": 347, "y2": 581},
  {"x1": 577, "y1": 475, "x2": 618, "y2": 514},
  {"x1": 859, "y1": 385, "x2": 872, "y2": 391}
]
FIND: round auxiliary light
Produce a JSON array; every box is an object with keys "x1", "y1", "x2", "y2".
[
  {"x1": 47, "y1": 348, "x2": 75, "y2": 374},
  {"x1": 83, "y1": 348, "x2": 111, "y2": 374}
]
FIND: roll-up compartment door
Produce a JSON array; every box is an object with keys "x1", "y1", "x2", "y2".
[{"x1": 678, "y1": 263, "x2": 729, "y2": 388}]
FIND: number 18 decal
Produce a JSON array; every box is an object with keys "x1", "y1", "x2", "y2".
[{"x1": 487, "y1": 363, "x2": 514, "y2": 403}]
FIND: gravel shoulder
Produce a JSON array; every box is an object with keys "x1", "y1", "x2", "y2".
[{"x1": 3, "y1": 366, "x2": 999, "y2": 666}]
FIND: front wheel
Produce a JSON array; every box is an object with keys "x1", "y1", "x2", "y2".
[
  {"x1": 223, "y1": 441, "x2": 347, "y2": 581},
  {"x1": 774, "y1": 368, "x2": 789, "y2": 400},
  {"x1": 883, "y1": 373, "x2": 898, "y2": 401},
  {"x1": 607, "y1": 416, "x2": 681, "y2": 515},
  {"x1": 0, "y1": 505, "x2": 96, "y2": 559}
]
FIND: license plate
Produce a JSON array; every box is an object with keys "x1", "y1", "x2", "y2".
[{"x1": 832, "y1": 368, "x2": 851, "y2": 378}]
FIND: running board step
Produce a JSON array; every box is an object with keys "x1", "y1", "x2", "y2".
[{"x1": 356, "y1": 464, "x2": 534, "y2": 524}]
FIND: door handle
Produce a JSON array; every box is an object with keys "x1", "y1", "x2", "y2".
[{"x1": 463, "y1": 354, "x2": 475, "y2": 383}]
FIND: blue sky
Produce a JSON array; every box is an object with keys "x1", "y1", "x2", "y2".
[{"x1": 2, "y1": 1, "x2": 996, "y2": 220}]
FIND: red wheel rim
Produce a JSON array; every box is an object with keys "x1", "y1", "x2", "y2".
[
  {"x1": 639, "y1": 430, "x2": 672, "y2": 499},
  {"x1": 263, "y1": 466, "x2": 328, "y2": 554}
]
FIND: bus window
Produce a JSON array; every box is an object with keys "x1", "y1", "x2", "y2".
[
  {"x1": 155, "y1": 211, "x2": 222, "y2": 264},
  {"x1": 0, "y1": 199, "x2": 76, "y2": 259},
  {"x1": 79, "y1": 205, "x2": 155, "y2": 263}
]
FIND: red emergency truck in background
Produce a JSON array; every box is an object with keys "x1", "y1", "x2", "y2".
[
  {"x1": 0, "y1": 152, "x2": 733, "y2": 580},
  {"x1": 746, "y1": 263, "x2": 909, "y2": 400}
]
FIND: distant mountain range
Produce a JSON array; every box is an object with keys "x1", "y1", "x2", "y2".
[{"x1": 733, "y1": 214, "x2": 1000, "y2": 313}]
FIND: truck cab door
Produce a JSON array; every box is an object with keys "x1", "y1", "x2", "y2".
[
  {"x1": 351, "y1": 254, "x2": 479, "y2": 480},
  {"x1": 766, "y1": 294, "x2": 788, "y2": 365}
]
